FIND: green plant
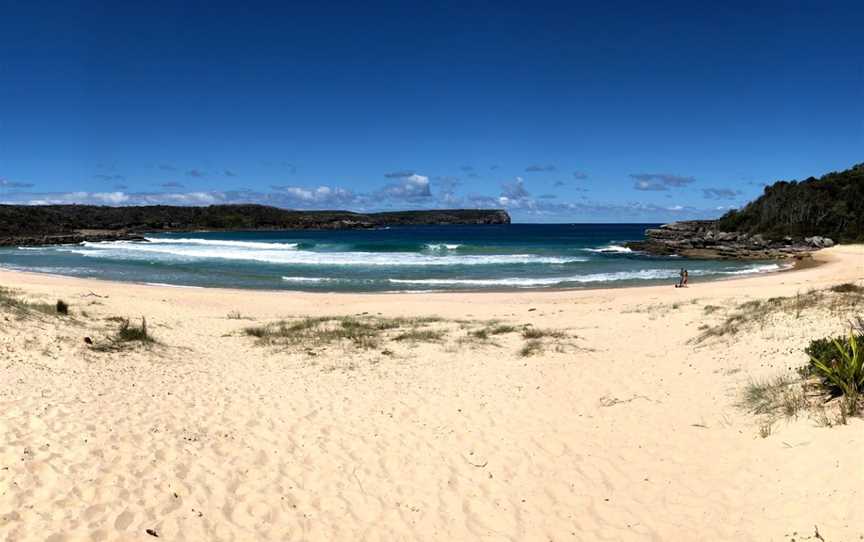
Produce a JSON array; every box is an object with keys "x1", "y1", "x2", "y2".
[{"x1": 809, "y1": 330, "x2": 864, "y2": 414}]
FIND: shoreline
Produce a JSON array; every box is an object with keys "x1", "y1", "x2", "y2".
[{"x1": 0, "y1": 251, "x2": 815, "y2": 297}]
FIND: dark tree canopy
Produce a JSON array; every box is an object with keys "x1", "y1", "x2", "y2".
[
  {"x1": 718, "y1": 163, "x2": 864, "y2": 242},
  {"x1": 0, "y1": 204, "x2": 510, "y2": 237}
]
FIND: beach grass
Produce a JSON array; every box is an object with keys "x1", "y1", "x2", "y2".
[
  {"x1": 244, "y1": 315, "x2": 447, "y2": 351},
  {"x1": 697, "y1": 284, "x2": 864, "y2": 342}
]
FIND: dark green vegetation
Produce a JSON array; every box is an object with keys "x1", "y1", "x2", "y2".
[
  {"x1": 806, "y1": 332, "x2": 863, "y2": 415},
  {"x1": 0, "y1": 204, "x2": 510, "y2": 245},
  {"x1": 724, "y1": 284, "x2": 864, "y2": 431},
  {"x1": 718, "y1": 163, "x2": 864, "y2": 242}
]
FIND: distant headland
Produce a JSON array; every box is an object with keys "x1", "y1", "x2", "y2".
[{"x1": 0, "y1": 205, "x2": 511, "y2": 247}]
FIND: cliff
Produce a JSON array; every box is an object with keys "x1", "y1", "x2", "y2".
[{"x1": 0, "y1": 205, "x2": 511, "y2": 247}]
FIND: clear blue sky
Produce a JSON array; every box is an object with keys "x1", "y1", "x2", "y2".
[{"x1": 1, "y1": 0, "x2": 861, "y2": 222}]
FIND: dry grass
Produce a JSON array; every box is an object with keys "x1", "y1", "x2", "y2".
[
  {"x1": 244, "y1": 315, "x2": 446, "y2": 351},
  {"x1": 0, "y1": 287, "x2": 73, "y2": 319},
  {"x1": 92, "y1": 317, "x2": 156, "y2": 351},
  {"x1": 468, "y1": 323, "x2": 520, "y2": 340},
  {"x1": 696, "y1": 285, "x2": 864, "y2": 342},
  {"x1": 519, "y1": 339, "x2": 544, "y2": 357},
  {"x1": 521, "y1": 327, "x2": 568, "y2": 340},
  {"x1": 742, "y1": 375, "x2": 808, "y2": 418}
]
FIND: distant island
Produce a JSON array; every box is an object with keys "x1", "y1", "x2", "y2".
[
  {"x1": 629, "y1": 162, "x2": 863, "y2": 259},
  {"x1": 0, "y1": 205, "x2": 510, "y2": 247}
]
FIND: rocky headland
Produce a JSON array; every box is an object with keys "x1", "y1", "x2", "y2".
[
  {"x1": 0, "y1": 205, "x2": 510, "y2": 247},
  {"x1": 626, "y1": 220, "x2": 834, "y2": 260}
]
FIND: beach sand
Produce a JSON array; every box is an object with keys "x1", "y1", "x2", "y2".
[{"x1": 1, "y1": 245, "x2": 862, "y2": 541}]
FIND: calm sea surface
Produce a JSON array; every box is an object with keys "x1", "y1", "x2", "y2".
[{"x1": 0, "y1": 224, "x2": 784, "y2": 292}]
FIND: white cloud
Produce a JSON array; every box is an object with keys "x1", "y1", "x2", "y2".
[{"x1": 382, "y1": 174, "x2": 431, "y2": 199}]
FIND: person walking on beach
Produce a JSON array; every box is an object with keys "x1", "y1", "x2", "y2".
[
  {"x1": 683, "y1": 269, "x2": 689, "y2": 287},
  {"x1": 676, "y1": 268, "x2": 685, "y2": 288}
]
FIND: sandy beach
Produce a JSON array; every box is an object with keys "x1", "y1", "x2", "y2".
[{"x1": 1, "y1": 245, "x2": 862, "y2": 541}]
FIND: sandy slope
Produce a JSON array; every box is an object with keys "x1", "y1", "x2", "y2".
[{"x1": 1, "y1": 246, "x2": 862, "y2": 541}]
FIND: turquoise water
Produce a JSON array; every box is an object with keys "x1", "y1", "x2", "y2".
[{"x1": 0, "y1": 224, "x2": 784, "y2": 291}]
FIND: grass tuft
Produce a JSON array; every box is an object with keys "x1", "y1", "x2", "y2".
[
  {"x1": 521, "y1": 327, "x2": 568, "y2": 340},
  {"x1": 244, "y1": 315, "x2": 447, "y2": 351},
  {"x1": 697, "y1": 285, "x2": 864, "y2": 342},
  {"x1": 519, "y1": 339, "x2": 544, "y2": 357}
]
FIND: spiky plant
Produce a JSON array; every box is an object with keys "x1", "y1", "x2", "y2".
[{"x1": 809, "y1": 330, "x2": 864, "y2": 415}]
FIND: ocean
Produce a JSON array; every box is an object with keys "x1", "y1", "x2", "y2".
[{"x1": 0, "y1": 224, "x2": 784, "y2": 292}]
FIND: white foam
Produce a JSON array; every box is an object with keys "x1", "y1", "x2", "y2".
[
  {"x1": 388, "y1": 269, "x2": 683, "y2": 287},
  {"x1": 583, "y1": 244, "x2": 633, "y2": 254},
  {"x1": 281, "y1": 276, "x2": 337, "y2": 283},
  {"x1": 64, "y1": 241, "x2": 588, "y2": 266},
  {"x1": 144, "y1": 282, "x2": 205, "y2": 289},
  {"x1": 424, "y1": 243, "x2": 462, "y2": 251},
  {"x1": 719, "y1": 263, "x2": 784, "y2": 275},
  {"x1": 143, "y1": 238, "x2": 299, "y2": 250}
]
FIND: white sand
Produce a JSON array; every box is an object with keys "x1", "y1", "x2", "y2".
[{"x1": 1, "y1": 245, "x2": 862, "y2": 541}]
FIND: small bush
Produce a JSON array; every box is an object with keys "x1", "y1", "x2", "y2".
[
  {"x1": 55, "y1": 300, "x2": 69, "y2": 315},
  {"x1": 808, "y1": 331, "x2": 864, "y2": 415},
  {"x1": 117, "y1": 317, "x2": 153, "y2": 343},
  {"x1": 830, "y1": 283, "x2": 864, "y2": 294}
]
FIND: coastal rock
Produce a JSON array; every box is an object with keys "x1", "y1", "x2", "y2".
[
  {"x1": 0, "y1": 231, "x2": 147, "y2": 248},
  {"x1": 625, "y1": 220, "x2": 828, "y2": 260},
  {"x1": 804, "y1": 236, "x2": 835, "y2": 248}
]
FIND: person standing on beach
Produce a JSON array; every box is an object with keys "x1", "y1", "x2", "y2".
[
  {"x1": 676, "y1": 268, "x2": 685, "y2": 288},
  {"x1": 683, "y1": 269, "x2": 689, "y2": 287}
]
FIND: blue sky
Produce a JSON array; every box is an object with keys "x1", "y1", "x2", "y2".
[{"x1": 1, "y1": 1, "x2": 861, "y2": 222}]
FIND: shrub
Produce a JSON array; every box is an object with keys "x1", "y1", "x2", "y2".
[
  {"x1": 117, "y1": 317, "x2": 153, "y2": 343},
  {"x1": 808, "y1": 331, "x2": 864, "y2": 414},
  {"x1": 830, "y1": 283, "x2": 864, "y2": 294},
  {"x1": 55, "y1": 300, "x2": 69, "y2": 315}
]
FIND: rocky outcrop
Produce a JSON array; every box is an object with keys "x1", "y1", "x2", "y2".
[
  {"x1": 626, "y1": 220, "x2": 833, "y2": 260},
  {"x1": 0, "y1": 231, "x2": 147, "y2": 248}
]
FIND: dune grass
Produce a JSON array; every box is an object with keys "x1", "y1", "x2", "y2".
[
  {"x1": 519, "y1": 339, "x2": 544, "y2": 357},
  {"x1": 0, "y1": 287, "x2": 72, "y2": 319},
  {"x1": 521, "y1": 327, "x2": 568, "y2": 340},
  {"x1": 697, "y1": 284, "x2": 864, "y2": 342},
  {"x1": 244, "y1": 315, "x2": 446, "y2": 350},
  {"x1": 92, "y1": 317, "x2": 155, "y2": 351}
]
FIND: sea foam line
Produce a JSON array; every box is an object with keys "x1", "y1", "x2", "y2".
[{"x1": 65, "y1": 242, "x2": 589, "y2": 266}]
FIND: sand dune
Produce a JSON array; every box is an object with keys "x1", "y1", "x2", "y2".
[{"x1": 1, "y1": 246, "x2": 862, "y2": 541}]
